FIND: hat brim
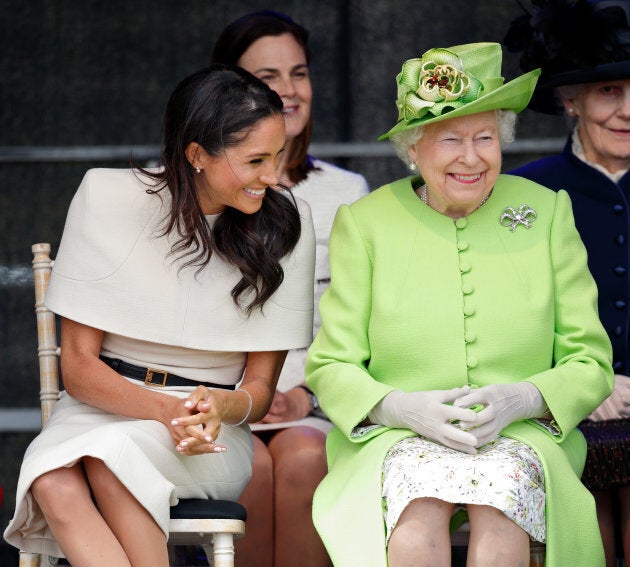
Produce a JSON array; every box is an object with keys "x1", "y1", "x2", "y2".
[
  {"x1": 378, "y1": 68, "x2": 540, "y2": 140},
  {"x1": 529, "y1": 60, "x2": 630, "y2": 114}
]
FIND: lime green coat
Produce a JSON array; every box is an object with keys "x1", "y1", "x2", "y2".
[{"x1": 306, "y1": 174, "x2": 613, "y2": 567}]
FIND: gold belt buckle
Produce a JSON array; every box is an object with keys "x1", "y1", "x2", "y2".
[{"x1": 145, "y1": 368, "x2": 168, "y2": 387}]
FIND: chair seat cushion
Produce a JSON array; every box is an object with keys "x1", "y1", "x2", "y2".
[{"x1": 171, "y1": 498, "x2": 247, "y2": 521}]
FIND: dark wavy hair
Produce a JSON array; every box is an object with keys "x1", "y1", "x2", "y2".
[
  {"x1": 135, "y1": 64, "x2": 301, "y2": 313},
  {"x1": 210, "y1": 10, "x2": 316, "y2": 184}
]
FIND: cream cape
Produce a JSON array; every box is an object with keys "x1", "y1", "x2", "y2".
[{"x1": 45, "y1": 168, "x2": 315, "y2": 351}]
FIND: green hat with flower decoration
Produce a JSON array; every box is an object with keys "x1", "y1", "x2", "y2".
[{"x1": 378, "y1": 42, "x2": 540, "y2": 140}]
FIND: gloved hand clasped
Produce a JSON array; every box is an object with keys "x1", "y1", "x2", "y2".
[
  {"x1": 368, "y1": 387, "x2": 480, "y2": 454},
  {"x1": 454, "y1": 382, "x2": 547, "y2": 448}
]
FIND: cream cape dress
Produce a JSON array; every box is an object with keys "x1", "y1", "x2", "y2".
[{"x1": 4, "y1": 168, "x2": 315, "y2": 557}]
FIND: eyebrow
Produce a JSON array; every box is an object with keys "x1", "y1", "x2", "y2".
[
  {"x1": 244, "y1": 146, "x2": 286, "y2": 159},
  {"x1": 253, "y1": 63, "x2": 308, "y2": 75}
]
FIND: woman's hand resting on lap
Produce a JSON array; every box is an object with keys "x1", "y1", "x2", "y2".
[
  {"x1": 168, "y1": 386, "x2": 228, "y2": 455},
  {"x1": 259, "y1": 387, "x2": 311, "y2": 423}
]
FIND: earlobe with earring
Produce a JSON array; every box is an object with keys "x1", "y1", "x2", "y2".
[
  {"x1": 409, "y1": 162, "x2": 417, "y2": 172},
  {"x1": 195, "y1": 166, "x2": 201, "y2": 173}
]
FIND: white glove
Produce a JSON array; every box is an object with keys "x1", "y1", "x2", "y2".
[
  {"x1": 368, "y1": 387, "x2": 480, "y2": 454},
  {"x1": 454, "y1": 382, "x2": 547, "y2": 448},
  {"x1": 588, "y1": 374, "x2": 630, "y2": 421}
]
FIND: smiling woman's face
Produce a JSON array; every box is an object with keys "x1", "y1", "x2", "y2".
[
  {"x1": 409, "y1": 111, "x2": 502, "y2": 219},
  {"x1": 190, "y1": 114, "x2": 286, "y2": 215},
  {"x1": 238, "y1": 33, "x2": 312, "y2": 145},
  {"x1": 561, "y1": 79, "x2": 630, "y2": 174}
]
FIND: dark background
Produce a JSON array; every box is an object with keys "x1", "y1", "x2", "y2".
[{"x1": 0, "y1": 1, "x2": 568, "y2": 561}]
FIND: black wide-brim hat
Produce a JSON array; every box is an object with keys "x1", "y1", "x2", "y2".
[{"x1": 504, "y1": 0, "x2": 630, "y2": 114}]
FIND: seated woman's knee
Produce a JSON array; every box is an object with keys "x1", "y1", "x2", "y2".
[
  {"x1": 31, "y1": 467, "x2": 86, "y2": 518},
  {"x1": 271, "y1": 428, "x2": 326, "y2": 473},
  {"x1": 468, "y1": 504, "x2": 514, "y2": 527}
]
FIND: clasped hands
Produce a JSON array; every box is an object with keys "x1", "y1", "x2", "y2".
[
  {"x1": 168, "y1": 386, "x2": 228, "y2": 456},
  {"x1": 369, "y1": 383, "x2": 547, "y2": 454}
]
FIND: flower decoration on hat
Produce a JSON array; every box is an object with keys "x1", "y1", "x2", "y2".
[
  {"x1": 379, "y1": 42, "x2": 540, "y2": 140},
  {"x1": 396, "y1": 48, "x2": 485, "y2": 122}
]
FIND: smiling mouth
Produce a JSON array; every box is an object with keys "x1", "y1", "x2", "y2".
[
  {"x1": 282, "y1": 105, "x2": 298, "y2": 116},
  {"x1": 244, "y1": 187, "x2": 266, "y2": 197},
  {"x1": 451, "y1": 173, "x2": 483, "y2": 183}
]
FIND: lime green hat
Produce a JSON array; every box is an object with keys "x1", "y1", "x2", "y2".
[{"x1": 379, "y1": 42, "x2": 540, "y2": 140}]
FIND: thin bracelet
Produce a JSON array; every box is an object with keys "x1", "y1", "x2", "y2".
[{"x1": 224, "y1": 388, "x2": 253, "y2": 427}]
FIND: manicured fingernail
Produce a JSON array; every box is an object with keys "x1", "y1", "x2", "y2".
[
  {"x1": 184, "y1": 401, "x2": 193, "y2": 408},
  {"x1": 205, "y1": 435, "x2": 213, "y2": 443},
  {"x1": 180, "y1": 441, "x2": 188, "y2": 448},
  {"x1": 213, "y1": 447, "x2": 226, "y2": 453},
  {"x1": 171, "y1": 419, "x2": 179, "y2": 426}
]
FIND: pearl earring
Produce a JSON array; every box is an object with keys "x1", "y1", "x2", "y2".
[
  {"x1": 195, "y1": 166, "x2": 201, "y2": 173},
  {"x1": 567, "y1": 107, "x2": 575, "y2": 115},
  {"x1": 409, "y1": 162, "x2": 417, "y2": 172}
]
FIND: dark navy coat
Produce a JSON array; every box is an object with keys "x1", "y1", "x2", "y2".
[{"x1": 512, "y1": 137, "x2": 630, "y2": 375}]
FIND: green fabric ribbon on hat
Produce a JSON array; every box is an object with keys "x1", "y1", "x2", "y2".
[
  {"x1": 379, "y1": 42, "x2": 540, "y2": 140},
  {"x1": 396, "y1": 48, "x2": 485, "y2": 121}
]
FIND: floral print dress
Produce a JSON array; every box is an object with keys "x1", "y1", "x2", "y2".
[{"x1": 380, "y1": 435, "x2": 547, "y2": 543}]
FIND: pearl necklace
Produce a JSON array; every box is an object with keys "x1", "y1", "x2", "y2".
[{"x1": 418, "y1": 184, "x2": 492, "y2": 211}]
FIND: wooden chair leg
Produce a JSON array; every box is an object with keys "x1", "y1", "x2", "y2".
[
  {"x1": 18, "y1": 551, "x2": 41, "y2": 567},
  {"x1": 529, "y1": 540, "x2": 546, "y2": 567},
  {"x1": 207, "y1": 533, "x2": 236, "y2": 567}
]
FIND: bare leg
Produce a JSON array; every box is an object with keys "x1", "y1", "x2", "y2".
[
  {"x1": 387, "y1": 497, "x2": 453, "y2": 567},
  {"x1": 467, "y1": 504, "x2": 529, "y2": 567},
  {"x1": 82, "y1": 457, "x2": 168, "y2": 567},
  {"x1": 620, "y1": 485, "x2": 630, "y2": 566},
  {"x1": 235, "y1": 434, "x2": 274, "y2": 567},
  {"x1": 268, "y1": 426, "x2": 330, "y2": 567},
  {"x1": 31, "y1": 464, "x2": 131, "y2": 567},
  {"x1": 593, "y1": 489, "x2": 617, "y2": 567}
]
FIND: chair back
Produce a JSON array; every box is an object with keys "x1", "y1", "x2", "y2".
[{"x1": 31, "y1": 243, "x2": 60, "y2": 425}]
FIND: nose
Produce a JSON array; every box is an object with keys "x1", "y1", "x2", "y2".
[
  {"x1": 275, "y1": 74, "x2": 296, "y2": 99},
  {"x1": 259, "y1": 163, "x2": 279, "y2": 187},
  {"x1": 459, "y1": 139, "x2": 480, "y2": 166}
]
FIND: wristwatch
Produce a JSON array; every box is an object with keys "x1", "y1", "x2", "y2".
[{"x1": 298, "y1": 385, "x2": 319, "y2": 412}]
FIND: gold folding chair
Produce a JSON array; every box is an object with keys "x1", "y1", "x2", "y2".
[{"x1": 19, "y1": 243, "x2": 246, "y2": 567}]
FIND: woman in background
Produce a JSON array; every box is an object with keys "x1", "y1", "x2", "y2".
[
  {"x1": 211, "y1": 10, "x2": 369, "y2": 567},
  {"x1": 506, "y1": 1, "x2": 630, "y2": 565}
]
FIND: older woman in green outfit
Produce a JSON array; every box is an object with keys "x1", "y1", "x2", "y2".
[{"x1": 306, "y1": 42, "x2": 613, "y2": 567}]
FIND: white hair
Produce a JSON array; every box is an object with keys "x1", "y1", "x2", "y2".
[
  {"x1": 555, "y1": 84, "x2": 581, "y2": 127},
  {"x1": 556, "y1": 84, "x2": 580, "y2": 99},
  {"x1": 389, "y1": 109, "x2": 518, "y2": 167}
]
